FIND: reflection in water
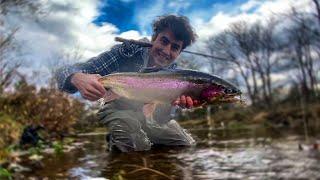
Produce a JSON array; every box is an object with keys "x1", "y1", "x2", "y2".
[{"x1": 18, "y1": 126, "x2": 320, "y2": 179}]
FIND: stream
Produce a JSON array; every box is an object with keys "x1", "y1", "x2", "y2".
[{"x1": 16, "y1": 125, "x2": 320, "y2": 179}]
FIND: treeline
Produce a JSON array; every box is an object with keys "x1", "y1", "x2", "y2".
[{"x1": 204, "y1": 0, "x2": 320, "y2": 108}]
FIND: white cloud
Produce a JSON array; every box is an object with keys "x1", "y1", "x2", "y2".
[
  {"x1": 192, "y1": 0, "x2": 313, "y2": 42},
  {"x1": 168, "y1": 0, "x2": 191, "y2": 12},
  {"x1": 256, "y1": 0, "x2": 313, "y2": 16},
  {"x1": 240, "y1": 0, "x2": 261, "y2": 12},
  {"x1": 119, "y1": 30, "x2": 148, "y2": 40},
  {"x1": 3, "y1": 0, "x2": 144, "y2": 86},
  {"x1": 194, "y1": 12, "x2": 260, "y2": 41}
]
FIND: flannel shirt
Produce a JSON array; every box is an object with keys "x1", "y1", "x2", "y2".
[{"x1": 55, "y1": 40, "x2": 177, "y2": 94}]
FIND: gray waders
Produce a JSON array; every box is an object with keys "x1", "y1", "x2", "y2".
[{"x1": 97, "y1": 98, "x2": 195, "y2": 152}]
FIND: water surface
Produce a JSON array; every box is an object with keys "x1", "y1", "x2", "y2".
[{"x1": 18, "y1": 126, "x2": 320, "y2": 179}]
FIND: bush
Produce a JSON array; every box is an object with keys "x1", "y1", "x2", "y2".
[
  {"x1": 0, "y1": 113, "x2": 23, "y2": 150},
  {"x1": 0, "y1": 80, "x2": 86, "y2": 140}
]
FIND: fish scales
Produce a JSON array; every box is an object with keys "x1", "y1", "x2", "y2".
[{"x1": 99, "y1": 69, "x2": 241, "y2": 104}]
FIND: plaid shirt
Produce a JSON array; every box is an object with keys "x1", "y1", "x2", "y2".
[{"x1": 55, "y1": 40, "x2": 177, "y2": 94}]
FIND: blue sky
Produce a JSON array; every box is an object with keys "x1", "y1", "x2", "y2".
[{"x1": 93, "y1": 0, "x2": 249, "y2": 34}]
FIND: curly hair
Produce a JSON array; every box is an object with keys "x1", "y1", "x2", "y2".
[{"x1": 152, "y1": 14, "x2": 197, "y2": 50}]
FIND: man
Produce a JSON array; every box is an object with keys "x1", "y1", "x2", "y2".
[{"x1": 56, "y1": 14, "x2": 198, "y2": 152}]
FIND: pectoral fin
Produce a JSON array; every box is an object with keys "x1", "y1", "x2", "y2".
[
  {"x1": 142, "y1": 102, "x2": 157, "y2": 118},
  {"x1": 98, "y1": 90, "x2": 120, "y2": 106}
]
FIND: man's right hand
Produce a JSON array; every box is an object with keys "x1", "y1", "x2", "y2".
[{"x1": 71, "y1": 73, "x2": 118, "y2": 101}]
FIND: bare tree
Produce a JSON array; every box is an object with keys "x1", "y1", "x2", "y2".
[
  {"x1": 285, "y1": 9, "x2": 319, "y2": 101},
  {"x1": 0, "y1": 27, "x2": 20, "y2": 93},
  {"x1": 312, "y1": 0, "x2": 320, "y2": 25},
  {"x1": 249, "y1": 18, "x2": 280, "y2": 105},
  {"x1": 0, "y1": 0, "x2": 43, "y2": 15},
  {"x1": 206, "y1": 30, "x2": 258, "y2": 105},
  {"x1": 206, "y1": 19, "x2": 281, "y2": 107},
  {"x1": 0, "y1": 0, "x2": 45, "y2": 92}
]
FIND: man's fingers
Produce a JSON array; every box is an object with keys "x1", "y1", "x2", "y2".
[
  {"x1": 173, "y1": 95, "x2": 200, "y2": 108},
  {"x1": 173, "y1": 98, "x2": 180, "y2": 106},
  {"x1": 91, "y1": 80, "x2": 107, "y2": 95},
  {"x1": 186, "y1": 96, "x2": 193, "y2": 108},
  {"x1": 81, "y1": 90, "x2": 101, "y2": 101},
  {"x1": 86, "y1": 86, "x2": 105, "y2": 98},
  {"x1": 180, "y1": 95, "x2": 187, "y2": 107},
  {"x1": 91, "y1": 74, "x2": 106, "y2": 95}
]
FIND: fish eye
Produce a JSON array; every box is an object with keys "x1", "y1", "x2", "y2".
[{"x1": 225, "y1": 88, "x2": 233, "y2": 94}]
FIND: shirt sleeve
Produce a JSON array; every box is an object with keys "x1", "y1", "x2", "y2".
[{"x1": 55, "y1": 43, "x2": 141, "y2": 94}]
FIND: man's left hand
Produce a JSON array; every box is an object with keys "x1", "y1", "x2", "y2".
[{"x1": 172, "y1": 95, "x2": 200, "y2": 109}]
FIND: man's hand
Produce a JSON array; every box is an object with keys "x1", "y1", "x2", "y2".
[
  {"x1": 172, "y1": 95, "x2": 200, "y2": 109},
  {"x1": 71, "y1": 73, "x2": 118, "y2": 101}
]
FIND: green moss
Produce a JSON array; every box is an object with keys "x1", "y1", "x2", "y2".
[
  {"x1": 52, "y1": 141, "x2": 64, "y2": 154},
  {"x1": 28, "y1": 147, "x2": 42, "y2": 155},
  {"x1": 112, "y1": 170, "x2": 126, "y2": 180},
  {"x1": 0, "y1": 167, "x2": 12, "y2": 180}
]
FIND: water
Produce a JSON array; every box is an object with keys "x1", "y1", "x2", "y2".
[{"x1": 17, "y1": 126, "x2": 320, "y2": 179}]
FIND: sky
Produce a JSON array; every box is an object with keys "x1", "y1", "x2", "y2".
[{"x1": 2, "y1": 0, "x2": 315, "y2": 87}]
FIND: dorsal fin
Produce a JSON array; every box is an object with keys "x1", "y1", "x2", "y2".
[{"x1": 139, "y1": 67, "x2": 164, "y2": 73}]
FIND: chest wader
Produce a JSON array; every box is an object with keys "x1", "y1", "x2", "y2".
[{"x1": 97, "y1": 98, "x2": 195, "y2": 152}]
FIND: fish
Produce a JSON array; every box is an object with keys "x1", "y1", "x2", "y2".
[{"x1": 98, "y1": 68, "x2": 242, "y2": 106}]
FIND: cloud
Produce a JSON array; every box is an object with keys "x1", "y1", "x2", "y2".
[
  {"x1": 119, "y1": 30, "x2": 147, "y2": 40},
  {"x1": 256, "y1": 0, "x2": 313, "y2": 16},
  {"x1": 3, "y1": 0, "x2": 144, "y2": 86},
  {"x1": 167, "y1": 0, "x2": 191, "y2": 12},
  {"x1": 190, "y1": 0, "x2": 313, "y2": 43},
  {"x1": 240, "y1": 0, "x2": 261, "y2": 12}
]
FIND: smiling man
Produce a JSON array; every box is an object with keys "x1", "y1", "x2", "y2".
[{"x1": 56, "y1": 14, "x2": 198, "y2": 152}]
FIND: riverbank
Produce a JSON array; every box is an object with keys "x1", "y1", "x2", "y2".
[{"x1": 179, "y1": 102, "x2": 320, "y2": 137}]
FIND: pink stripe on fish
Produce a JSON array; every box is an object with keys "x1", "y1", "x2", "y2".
[{"x1": 117, "y1": 77, "x2": 198, "y2": 89}]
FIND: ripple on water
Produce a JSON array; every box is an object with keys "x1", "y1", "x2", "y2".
[{"x1": 18, "y1": 129, "x2": 320, "y2": 179}]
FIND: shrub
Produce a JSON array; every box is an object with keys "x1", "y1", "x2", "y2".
[{"x1": 0, "y1": 80, "x2": 86, "y2": 140}]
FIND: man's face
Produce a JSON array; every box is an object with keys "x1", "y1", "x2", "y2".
[{"x1": 150, "y1": 29, "x2": 183, "y2": 67}]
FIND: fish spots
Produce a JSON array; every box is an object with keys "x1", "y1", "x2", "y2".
[{"x1": 200, "y1": 85, "x2": 224, "y2": 101}]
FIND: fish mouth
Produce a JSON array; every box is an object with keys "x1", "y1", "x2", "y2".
[
  {"x1": 200, "y1": 86, "x2": 244, "y2": 105},
  {"x1": 208, "y1": 93, "x2": 243, "y2": 104}
]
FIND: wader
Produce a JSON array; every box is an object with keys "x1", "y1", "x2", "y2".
[{"x1": 97, "y1": 98, "x2": 195, "y2": 152}]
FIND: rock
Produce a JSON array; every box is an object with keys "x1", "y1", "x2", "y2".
[
  {"x1": 29, "y1": 154, "x2": 43, "y2": 161},
  {"x1": 8, "y1": 163, "x2": 31, "y2": 172}
]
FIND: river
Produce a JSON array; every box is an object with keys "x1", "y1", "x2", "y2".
[{"x1": 17, "y1": 125, "x2": 320, "y2": 179}]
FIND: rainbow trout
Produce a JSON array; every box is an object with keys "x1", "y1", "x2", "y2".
[{"x1": 99, "y1": 68, "x2": 242, "y2": 105}]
